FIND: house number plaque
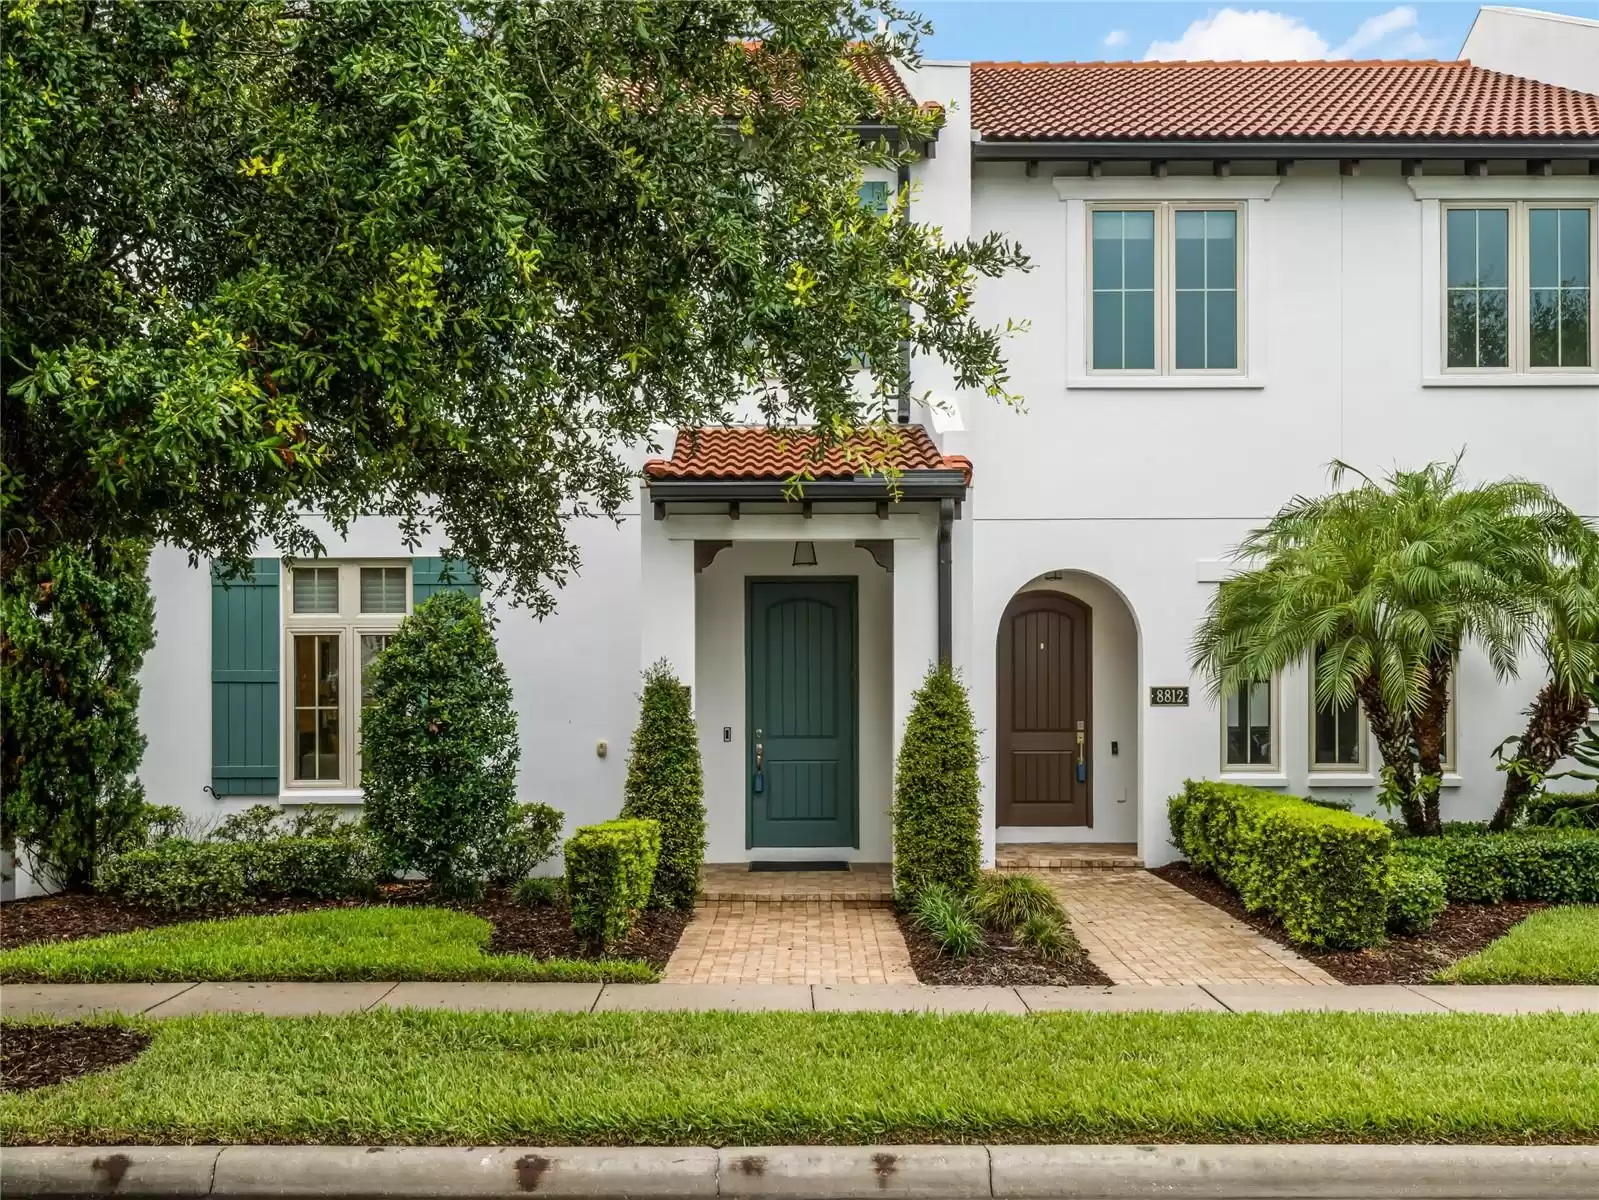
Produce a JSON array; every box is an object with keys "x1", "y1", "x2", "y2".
[{"x1": 1149, "y1": 686, "x2": 1190, "y2": 707}]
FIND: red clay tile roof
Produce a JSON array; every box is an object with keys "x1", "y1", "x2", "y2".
[
  {"x1": 971, "y1": 59, "x2": 1599, "y2": 141},
  {"x1": 849, "y1": 49, "x2": 915, "y2": 108},
  {"x1": 644, "y1": 426, "x2": 971, "y2": 484}
]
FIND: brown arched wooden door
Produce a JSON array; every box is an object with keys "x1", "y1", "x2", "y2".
[{"x1": 997, "y1": 590, "x2": 1092, "y2": 827}]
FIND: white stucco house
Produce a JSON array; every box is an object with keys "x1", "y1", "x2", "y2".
[{"x1": 123, "y1": 36, "x2": 1599, "y2": 880}]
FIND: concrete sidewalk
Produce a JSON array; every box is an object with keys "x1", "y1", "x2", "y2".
[
  {"x1": 5, "y1": 981, "x2": 1598, "y2": 1018},
  {"x1": 4, "y1": 1143, "x2": 1597, "y2": 1199}
]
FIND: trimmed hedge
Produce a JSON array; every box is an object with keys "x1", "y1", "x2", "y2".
[
  {"x1": 892, "y1": 662, "x2": 981, "y2": 903},
  {"x1": 100, "y1": 833, "x2": 381, "y2": 914},
  {"x1": 1524, "y1": 791, "x2": 1599, "y2": 830},
  {"x1": 620, "y1": 661, "x2": 706, "y2": 910},
  {"x1": 564, "y1": 819, "x2": 661, "y2": 951},
  {"x1": 490, "y1": 802, "x2": 565, "y2": 886},
  {"x1": 1168, "y1": 781, "x2": 1392, "y2": 949},
  {"x1": 1394, "y1": 828, "x2": 1599, "y2": 905},
  {"x1": 1384, "y1": 857, "x2": 1446, "y2": 934}
]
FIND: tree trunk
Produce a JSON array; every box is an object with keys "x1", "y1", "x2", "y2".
[
  {"x1": 1489, "y1": 680, "x2": 1590, "y2": 831},
  {"x1": 1357, "y1": 676, "x2": 1426, "y2": 834},
  {"x1": 1411, "y1": 656, "x2": 1452, "y2": 836}
]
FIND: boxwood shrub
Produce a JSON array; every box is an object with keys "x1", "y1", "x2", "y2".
[
  {"x1": 620, "y1": 661, "x2": 706, "y2": 911},
  {"x1": 1385, "y1": 857, "x2": 1446, "y2": 934},
  {"x1": 1168, "y1": 780, "x2": 1391, "y2": 949},
  {"x1": 1395, "y1": 828, "x2": 1599, "y2": 905},
  {"x1": 1524, "y1": 791, "x2": 1599, "y2": 830},
  {"x1": 564, "y1": 818, "x2": 661, "y2": 951}
]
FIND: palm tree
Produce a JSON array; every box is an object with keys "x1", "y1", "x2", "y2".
[
  {"x1": 1489, "y1": 547, "x2": 1599, "y2": 830},
  {"x1": 1192, "y1": 457, "x2": 1583, "y2": 835}
]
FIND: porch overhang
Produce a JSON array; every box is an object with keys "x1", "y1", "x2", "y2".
[{"x1": 645, "y1": 470, "x2": 968, "y2": 513}]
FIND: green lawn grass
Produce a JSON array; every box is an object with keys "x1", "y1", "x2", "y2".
[
  {"x1": 3, "y1": 1009, "x2": 1596, "y2": 1145},
  {"x1": 1436, "y1": 906, "x2": 1599, "y2": 985},
  {"x1": 0, "y1": 908, "x2": 655, "y2": 984}
]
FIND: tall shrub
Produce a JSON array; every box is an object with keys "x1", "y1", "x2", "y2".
[
  {"x1": 361, "y1": 591, "x2": 518, "y2": 896},
  {"x1": 0, "y1": 539, "x2": 156, "y2": 890},
  {"x1": 892, "y1": 661, "x2": 981, "y2": 902},
  {"x1": 620, "y1": 660, "x2": 706, "y2": 910}
]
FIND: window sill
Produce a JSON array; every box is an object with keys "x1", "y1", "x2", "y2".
[
  {"x1": 1218, "y1": 772, "x2": 1289, "y2": 787},
  {"x1": 1307, "y1": 773, "x2": 1377, "y2": 788},
  {"x1": 1067, "y1": 376, "x2": 1266, "y2": 391},
  {"x1": 1421, "y1": 374, "x2": 1596, "y2": 388},
  {"x1": 279, "y1": 789, "x2": 364, "y2": 804}
]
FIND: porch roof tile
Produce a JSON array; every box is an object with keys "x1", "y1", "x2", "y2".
[{"x1": 644, "y1": 425, "x2": 972, "y2": 485}]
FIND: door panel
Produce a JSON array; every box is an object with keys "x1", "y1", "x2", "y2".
[
  {"x1": 748, "y1": 580, "x2": 858, "y2": 848},
  {"x1": 997, "y1": 592, "x2": 1092, "y2": 826}
]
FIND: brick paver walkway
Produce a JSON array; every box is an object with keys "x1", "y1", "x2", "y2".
[
  {"x1": 699, "y1": 863, "x2": 892, "y2": 902},
  {"x1": 1039, "y1": 869, "x2": 1339, "y2": 987},
  {"x1": 663, "y1": 900, "x2": 916, "y2": 985}
]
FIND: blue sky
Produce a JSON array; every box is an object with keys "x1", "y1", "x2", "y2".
[{"x1": 912, "y1": 2, "x2": 1598, "y2": 62}]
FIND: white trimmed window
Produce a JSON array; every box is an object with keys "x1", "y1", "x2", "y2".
[
  {"x1": 1443, "y1": 202, "x2": 1594, "y2": 374},
  {"x1": 1221, "y1": 676, "x2": 1277, "y2": 771},
  {"x1": 1089, "y1": 203, "x2": 1243, "y2": 376},
  {"x1": 283, "y1": 562, "x2": 411, "y2": 788},
  {"x1": 1310, "y1": 661, "x2": 1368, "y2": 772}
]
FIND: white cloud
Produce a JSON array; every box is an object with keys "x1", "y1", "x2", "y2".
[
  {"x1": 1103, "y1": 29, "x2": 1128, "y2": 49},
  {"x1": 1142, "y1": 6, "x2": 1428, "y2": 63}
]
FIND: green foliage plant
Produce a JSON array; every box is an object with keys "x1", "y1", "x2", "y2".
[
  {"x1": 1014, "y1": 912, "x2": 1078, "y2": 962},
  {"x1": 1, "y1": 1, "x2": 1026, "y2": 613},
  {"x1": 1, "y1": 539, "x2": 156, "y2": 890},
  {"x1": 1169, "y1": 781, "x2": 1392, "y2": 949},
  {"x1": 620, "y1": 662, "x2": 706, "y2": 910},
  {"x1": 972, "y1": 872, "x2": 1063, "y2": 930},
  {"x1": 1385, "y1": 858, "x2": 1446, "y2": 935},
  {"x1": 564, "y1": 819, "x2": 661, "y2": 952},
  {"x1": 892, "y1": 662, "x2": 981, "y2": 903},
  {"x1": 910, "y1": 884, "x2": 983, "y2": 959},
  {"x1": 491, "y1": 803, "x2": 566, "y2": 887},
  {"x1": 1192, "y1": 457, "x2": 1593, "y2": 836},
  {"x1": 361, "y1": 592, "x2": 519, "y2": 898},
  {"x1": 512, "y1": 876, "x2": 563, "y2": 909},
  {"x1": 1395, "y1": 828, "x2": 1599, "y2": 905}
]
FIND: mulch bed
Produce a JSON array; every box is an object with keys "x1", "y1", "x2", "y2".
[
  {"x1": 1, "y1": 1025, "x2": 153, "y2": 1093},
  {"x1": 895, "y1": 910, "x2": 1115, "y2": 987},
  {"x1": 1152, "y1": 861, "x2": 1546, "y2": 985},
  {"x1": 0, "y1": 885, "x2": 689, "y2": 971}
]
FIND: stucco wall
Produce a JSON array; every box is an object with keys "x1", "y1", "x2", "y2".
[
  {"x1": 1460, "y1": 7, "x2": 1599, "y2": 94},
  {"x1": 694, "y1": 539, "x2": 895, "y2": 862}
]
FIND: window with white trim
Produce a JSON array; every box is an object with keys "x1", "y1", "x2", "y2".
[
  {"x1": 1310, "y1": 659, "x2": 1367, "y2": 772},
  {"x1": 1089, "y1": 203, "x2": 1243, "y2": 375},
  {"x1": 283, "y1": 562, "x2": 410, "y2": 788},
  {"x1": 1443, "y1": 202, "x2": 1594, "y2": 373},
  {"x1": 1222, "y1": 675, "x2": 1277, "y2": 771}
]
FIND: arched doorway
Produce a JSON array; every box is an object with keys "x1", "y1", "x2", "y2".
[{"x1": 996, "y1": 590, "x2": 1094, "y2": 827}]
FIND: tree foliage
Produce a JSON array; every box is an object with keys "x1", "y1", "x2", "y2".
[
  {"x1": 892, "y1": 661, "x2": 980, "y2": 900},
  {"x1": 621, "y1": 660, "x2": 706, "y2": 911},
  {"x1": 360, "y1": 590, "x2": 519, "y2": 896},
  {"x1": 1192, "y1": 457, "x2": 1593, "y2": 835},
  {"x1": 0, "y1": 538, "x2": 156, "y2": 890},
  {"x1": 2, "y1": 1, "x2": 1026, "y2": 608}
]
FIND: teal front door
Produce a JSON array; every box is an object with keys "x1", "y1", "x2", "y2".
[{"x1": 747, "y1": 579, "x2": 858, "y2": 849}]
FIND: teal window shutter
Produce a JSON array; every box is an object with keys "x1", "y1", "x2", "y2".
[
  {"x1": 412, "y1": 556, "x2": 481, "y2": 603},
  {"x1": 211, "y1": 558, "x2": 280, "y2": 797},
  {"x1": 858, "y1": 180, "x2": 890, "y2": 215}
]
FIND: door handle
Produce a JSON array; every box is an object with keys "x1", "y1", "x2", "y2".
[
  {"x1": 1076, "y1": 725, "x2": 1088, "y2": 784},
  {"x1": 754, "y1": 729, "x2": 763, "y2": 771}
]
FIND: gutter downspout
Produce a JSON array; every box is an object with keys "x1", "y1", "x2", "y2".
[
  {"x1": 897, "y1": 159, "x2": 912, "y2": 425},
  {"x1": 937, "y1": 497, "x2": 954, "y2": 665}
]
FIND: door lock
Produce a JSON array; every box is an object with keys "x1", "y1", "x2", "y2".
[
  {"x1": 1075, "y1": 721, "x2": 1088, "y2": 784},
  {"x1": 753, "y1": 728, "x2": 765, "y2": 794}
]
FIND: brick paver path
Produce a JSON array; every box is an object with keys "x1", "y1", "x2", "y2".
[
  {"x1": 698, "y1": 863, "x2": 892, "y2": 902},
  {"x1": 663, "y1": 900, "x2": 916, "y2": 985},
  {"x1": 1039, "y1": 869, "x2": 1338, "y2": 986}
]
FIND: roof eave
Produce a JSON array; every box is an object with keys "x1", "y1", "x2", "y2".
[
  {"x1": 970, "y1": 136, "x2": 1599, "y2": 160},
  {"x1": 646, "y1": 471, "x2": 969, "y2": 504}
]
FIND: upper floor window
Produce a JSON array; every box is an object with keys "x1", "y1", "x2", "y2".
[
  {"x1": 284, "y1": 562, "x2": 411, "y2": 788},
  {"x1": 1090, "y1": 203, "x2": 1242, "y2": 375},
  {"x1": 1444, "y1": 202, "x2": 1593, "y2": 374}
]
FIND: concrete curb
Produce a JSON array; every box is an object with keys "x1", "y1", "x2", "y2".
[{"x1": 4, "y1": 1144, "x2": 1598, "y2": 1198}]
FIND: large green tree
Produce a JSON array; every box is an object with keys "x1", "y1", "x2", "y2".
[
  {"x1": 1193, "y1": 459, "x2": 1590, "y2": 836},
  {"x1": 2, "y1": 0, "x2": 1024, "y2": 610}
]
